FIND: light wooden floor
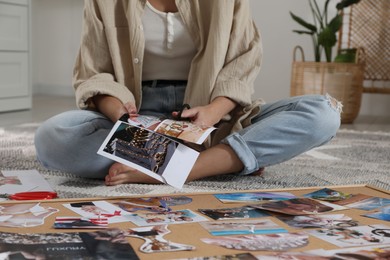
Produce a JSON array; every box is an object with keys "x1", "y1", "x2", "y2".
[{"x1": 0, "y1": 95, "x2": 390, "y2": 131}]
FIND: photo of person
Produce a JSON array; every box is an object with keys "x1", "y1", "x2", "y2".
[
  {"x1": 127, "y1": 225, "x2": 195, "y2": 253},
  {"x1": 129, "y1": 209, "x2": 207, "y2": 226},
  {"x1": 198, "y1": 206, "x2": 269, "y2": 220},
  {"x1": 307, "y1": 224, "x2": 390, "y2": 248},
  {"x1": 276, "y1": 214, "x2": 359, "y2": 229},
  {"x1": 114, "y1": 197, "x2": 170, "y2": 213},
  {"x1": 63, "y1": 201, "x2": 132, "y2": 224},
  {"x1": 79, "y1": 229, "x2": 138, "y2": 259},
  {"x1": 53, "y1": 217, "x2": 108, "y2": 229},
  {"x1": 253, "y1": 198, "x2": 347, "y2": 215},
  {"x1": 201, "y1": 232, "x2": 309, "y2": 251},
  {"x1": 0, "y1": 229, "x2": 137, "y2": 260},
  {"x1": 0, "y1": 203, "x2": 58, "y2": 228},
  {"x1": 113, "y1": 196, "x2": 192, "y2": 213}
]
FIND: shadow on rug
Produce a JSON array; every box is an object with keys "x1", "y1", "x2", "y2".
[{"x1": 1, "y1": 123, "x2": 389, "y2": 198}]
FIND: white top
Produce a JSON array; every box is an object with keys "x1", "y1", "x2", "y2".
[{"x1": 142, "y1": 2, "x2": 196, "y2": 81}]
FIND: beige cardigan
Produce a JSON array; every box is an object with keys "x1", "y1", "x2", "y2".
[{"x1": 73, "y1": 0, "x2": 263, "y2": 145}]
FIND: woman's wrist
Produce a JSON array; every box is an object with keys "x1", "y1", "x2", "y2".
[
  {"x1": 209, "y1": 96, "x2": 237, "y2": 119},
  {"x1": 92, "y1": 95, "x2": 126, "y2": 122}
]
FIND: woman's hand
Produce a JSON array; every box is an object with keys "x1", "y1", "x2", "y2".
[
  {"x1": 92, "y1": 95, "x2": 136, "y2": 122},
  {"x1": 174, "y1": 97, "x2": 237, "y2": 127}
]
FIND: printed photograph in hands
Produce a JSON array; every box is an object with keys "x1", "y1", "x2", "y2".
[{"x1": 98, "y1": 121, "x2": 199, "y2": 189}]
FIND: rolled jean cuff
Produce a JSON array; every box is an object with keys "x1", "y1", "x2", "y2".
[{"x1": 222, "y1": 132, "x2": 259, "y2": 175}]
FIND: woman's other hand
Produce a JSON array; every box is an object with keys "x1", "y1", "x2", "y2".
[{"x1": 175, "y1": 96, "x2": 237, "y2": 127}]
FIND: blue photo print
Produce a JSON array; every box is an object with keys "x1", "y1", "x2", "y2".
[
  {"x1": 214, "y1": 192, "x2": 296, "y2": 203},
  {"x1": 303, "y1": 188, "x2": 352, "y2": 202}
]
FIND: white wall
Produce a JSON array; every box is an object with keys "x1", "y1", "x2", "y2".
[
  {"x1": 32, "y1": 0, "x2": 83, "y2": 96},
  {"x1": 31, "y1": 0, "x2": 389, "y2": 116}
]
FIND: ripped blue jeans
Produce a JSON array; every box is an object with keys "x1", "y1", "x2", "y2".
[
  {"x1": 34, "y1": 84, "x2": 341, "y2": 179},
  {"x1": 223, "y1": 93, "x2": 341, "y2": 175}
]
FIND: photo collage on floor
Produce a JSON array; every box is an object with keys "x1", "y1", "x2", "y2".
[{"x1": 0, "y1": 187, "x2": 390, "y2": 259}]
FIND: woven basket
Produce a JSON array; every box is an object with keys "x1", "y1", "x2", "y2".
[{"x1": 290, "y1": 46, "x2": 365, "y2": 124}]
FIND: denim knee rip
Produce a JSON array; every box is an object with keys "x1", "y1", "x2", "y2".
[{"x1": 325, "y1": 93, "x2": 343, "y2": 114}]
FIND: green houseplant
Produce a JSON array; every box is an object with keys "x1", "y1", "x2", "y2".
[
  {"x1": 289, "y1": 0, "x2": 365, "y2": 124},
  {"x1": 290, "y1": 0, "x2": 361, "y2": 62}
]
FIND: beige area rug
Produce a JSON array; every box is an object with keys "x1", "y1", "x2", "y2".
[{"x1": 1, "y1": 123, "x2": 389, "y2": 199}]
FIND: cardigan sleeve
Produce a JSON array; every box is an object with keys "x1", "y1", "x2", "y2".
[
  {"x1": 72, "y1": 0, "x2": 135, "y2": 110},
  {"x1": 211, "y1": 0, "x2": 262, "y2": 107}
]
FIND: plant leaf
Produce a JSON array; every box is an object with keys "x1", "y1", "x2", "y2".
[
  {"x1": 328, "y1": 14, "x2": 343, "y2": 33},
  {"x1": 324, "y1": 0, "x2": 331, "y2": 24},
  {"x1": 311, "y1": 0, "x2": 323, "y2": 27},
  {"x1": 318, "y1": 27, "x2": 337, "y2": 48},
  {"x1": 290, "y1": 12, "x2": 317, "y2": 32},
  {"x1": 292, "y1": 30, "x2": 315, "y2": 35},
  {"x1": 336, "y1": 0, "x2": 361, "y2": 10}
]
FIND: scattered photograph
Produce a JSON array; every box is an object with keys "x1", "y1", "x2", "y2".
[
  {"x1": 261, "y1": 245, "x2": 390, "y2": 259},
  {"x1": 276, "y1": 214, "x2": 359, "y2": 229},
  {"x1": 127, "y1": 225, "x2": 195, "y2": 253},
  {"x1": 127, "y1": 115, "x2": 216, "y2": 145},
  {"x1": 0, "y1": 170, "x2": 55, "y2": 201},
  {"x1": 258, "y1": 251, "x2": 329, "y2": 259},
  {"x1": 113, "y1": 196, "x2": 192, "y2": 213},
  {"x1": 363, "y1": 205, "x2": 390, "y2": 222},
  {"x1": 199, "y1": 219, "x2": 287, "y2": 236},
  {"x1": 201, "y1": 232, "x2": 309, "y2": 251},
  {"x1": 329, "y1": 193, "x2": 390, "y2": 210},
  {"x1": 154, "y1": 119, "x2": 216, "y2": 145},
  {"x1": 172, "y1": 253, "x2": 257, "y2": 260},
  {"x1": 341, "y1": 196, "x2": 390, "y2": 211},
  {"x1": 127, "y1": 114, "x2": 162, "y2": 129},
  {"x1": 62, "y1": 200, "x2": 132, "y2": 224},
  {"x1": 252, "y1": 198, "x2": 347, "y2": 215},
  {"x1": 0, "y1": 203, "x2": 58, "y2": 228},
  {"x1": 198, "y1": 206, "x2": 270, "y2": 220},
  {"x1": 308, "y1": 245, "x2": 390, "y2": 259},
  {"x1": 214, "y1": 192, "x2": 296, "y2": 203},
  {"x1": 0, "y1": 175, "x2": 21, "y2": 186},
  {"x1": 53, "y1": 216, "x2": 108, "y2": 229},
  {"x1": 303, "y1": 188, "x2": 352, "y2": 202},
  {"x1": 0, "y1": 229, "x2": 138, "y2": 259},
  {"x1": 306, "y1": 224, "x2": 390, "y2": 248},
  {"x1": 331, "y1": 193, "x2": 372, "y2": 206},
  {"x1": 98, "y1": 121, "x2": 199, "y2": 189},
  {"x1": 128, "y1": 209, "x2": 208, "y2": 226}
]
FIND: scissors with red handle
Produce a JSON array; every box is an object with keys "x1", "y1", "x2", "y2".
[{"x1": 0, "y1": 191, "x2": 58, "y2": 200}]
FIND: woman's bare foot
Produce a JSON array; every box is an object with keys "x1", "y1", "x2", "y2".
[
  {"x1": 105, "y1": 144, "x2": 244, "y2": 186},
  {"x1": 105, "y1": 162, "x2": 160, "y2": 186}
]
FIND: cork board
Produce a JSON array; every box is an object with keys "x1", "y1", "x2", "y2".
[{"x1": 0, "y1": 184, "x2": 389, "y2": 259}]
